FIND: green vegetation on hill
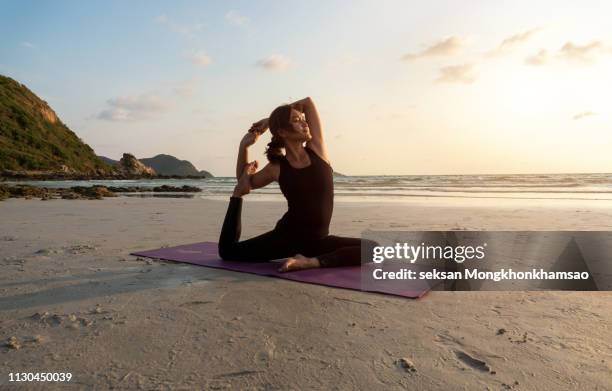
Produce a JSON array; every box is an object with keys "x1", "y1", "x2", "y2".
[{"x1": 0, "y1": 75, "x2": 109, "y2": 173}]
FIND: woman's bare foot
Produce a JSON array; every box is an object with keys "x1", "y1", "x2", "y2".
[
  {"x1": 232, "y1": 161, "x2": 258, "y2": 197},
  {"x1": 278, "y1": 254, "x2": 321, "y2": 273}
]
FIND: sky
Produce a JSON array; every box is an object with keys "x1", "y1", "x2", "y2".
[{"x1": 1, "y1": 0, "x2": 611, "y2": 176}]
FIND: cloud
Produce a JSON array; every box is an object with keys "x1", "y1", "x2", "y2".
[
  {"x1": 525, "y1": 49, "x2": 549, "y2": 66},
  {"x1": 96, "y1": 93, "x2": 168, "y2": 121},
  {"x1": 190, "y1": 51, "x2": 212, "y2": 67},
  {"x1": 499, "y1": 28, "x2": 541, "y2": 48},
  {"x1": 154, "y1": 14, "x2": 203, "y2": 38},
  {"x1": 525, "y1": 40, "x2": 610, "y2": 66},
  {"x1": 435, "y1": 64, "x2": 476, "y2": 84},
  {"x1": 487, "y1": 28, "x2": 542, "y2": 57},
  {"x1": 95, "y1": 79, "x2": 200, "y2": 121},
  {"x1": 558, "y1": 40, "x2": 605, "y2": 63},
  {"x1": 225, "y1": 10, "x2": 249, "y2": 26},
  {"x1": 256, "y1": 54, "x2": 292, "y2": 71},
  {"x1": 402, "y1": 36, "x2": 466, "y2": 61},
  {"x1": 21, "y1": 41, "x2": 36, "y2": 49},
  {"x1": 572, "y1": 111, "x2": 596, "y2": 120}
]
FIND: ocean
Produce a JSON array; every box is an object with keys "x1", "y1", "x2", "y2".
[{"x1": 6, "y1": 173, "x2": 612, "y2": 203}]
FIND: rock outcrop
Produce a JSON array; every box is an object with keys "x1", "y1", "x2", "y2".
[{"x1": 118, "y1": 153, "x2": 156, "y2": 176}]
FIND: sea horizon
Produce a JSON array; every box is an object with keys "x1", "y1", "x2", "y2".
[{"x1": 5, "y1": 172, "x2": 612, "y2": 203}]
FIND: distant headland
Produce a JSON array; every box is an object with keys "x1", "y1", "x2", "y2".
[{"x1": 0, "y1": 75, "x2": 214, "y2": 180}]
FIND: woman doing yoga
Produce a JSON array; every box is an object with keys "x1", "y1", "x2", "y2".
[{"x1": 218, "y1": 97, "x2": 373, "y2": 272}]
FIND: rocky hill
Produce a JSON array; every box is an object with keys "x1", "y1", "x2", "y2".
[
  {"x1": 140, "y1": 154, "x2": 212, "y2": 177},
  {"x1": 101, "y1": 154, "x2": 212, "y2": 178},
  {"x1": 0, "y1": 75, "x2": 111, "y2": 175}
]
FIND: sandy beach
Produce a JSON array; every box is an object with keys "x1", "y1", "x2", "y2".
[{"x1": 1, "y1": 197, "x2": 612, "y2": 390}]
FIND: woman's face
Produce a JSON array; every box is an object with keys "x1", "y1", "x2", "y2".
[{"x1": 283, "y1": 108, "x2": 311, "y2": 142}]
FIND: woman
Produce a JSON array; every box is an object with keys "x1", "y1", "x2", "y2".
[{"x1": 218, "y1": 97, "x2": 373, "y2": 272}]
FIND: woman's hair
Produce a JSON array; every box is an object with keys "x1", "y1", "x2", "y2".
[{"x1": 265, "y1": 104, "x2": 293, "y2": 163}]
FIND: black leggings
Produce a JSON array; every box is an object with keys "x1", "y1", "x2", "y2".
[{"x1": 218, "y1": 197, "x2": 373, "y2": 267}]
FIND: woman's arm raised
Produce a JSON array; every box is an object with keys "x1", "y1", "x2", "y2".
[
  {"x1": 235, "y1": 132, "x2": 261, "y2": 179},
  {"x1": 235, "y1": 118, "x2": 270, "y2": 179},
  {"x1": 291, "y1": 97, "x2": 329, "y2": 163}
]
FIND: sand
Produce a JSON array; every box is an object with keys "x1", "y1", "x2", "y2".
[{"x1": 1, "y1": 197, "x2": 611, "y2": 390}]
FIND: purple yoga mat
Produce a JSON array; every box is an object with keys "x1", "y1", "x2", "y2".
[{"x1": 131, "y1": 242, "x2": 432, "y2": 299}]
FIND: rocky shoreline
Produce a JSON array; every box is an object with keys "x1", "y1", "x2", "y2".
[
  {"x1": 0, "y1": 184, "x2": 202, "y2": 201},
  {"x1": 1, "y1": 153, "x2": 214, "y2": 180},
  {"x1": 0, "y1": 171, "x2": 213, "y2": 181}
]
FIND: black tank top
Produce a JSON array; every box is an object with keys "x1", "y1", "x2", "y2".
[{"x1": 275, "y1": 146, "x2": 334, "y2": 239}]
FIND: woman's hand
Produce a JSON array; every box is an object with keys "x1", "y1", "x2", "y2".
[
  {"x1": 249, "y1": 118, "x2": 269, "y2": 134},
  {"x1": 232, "y1": 161, "x2": 258, "y2": 197}
]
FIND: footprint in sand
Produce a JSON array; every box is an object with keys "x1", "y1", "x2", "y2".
[
  {"x1": 64, "y1": 244, "x2": 98, "y2": 254},
  {"x1": 179, "y1": 301, "x2": 212, "y2": 307},
  {"x1": 454, "y1": 350, "x2": 491, "y2": 373},
  {"x1": 434, "y1": 333, "x2": 497, "y2": 374},
  {"x1": 396, "y1": 357, "x2": 417, "y2": 373},
  {"x1": 2, "y1": 257, "x2": 26, "y2": 266},
  {"x1": 31, "y1": 312, "x2": 62, "y2": 327}
]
